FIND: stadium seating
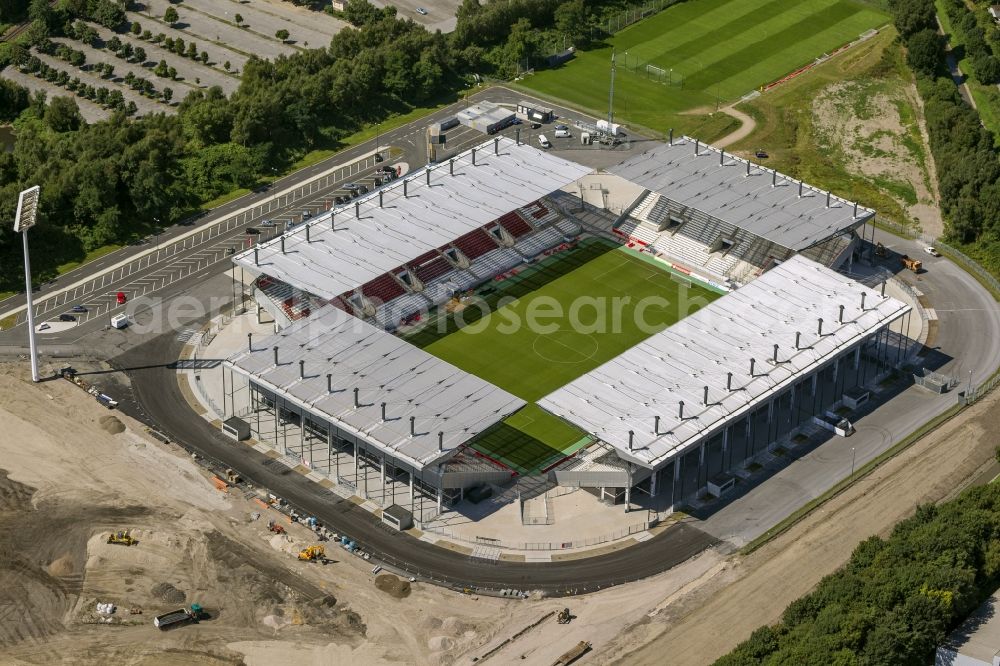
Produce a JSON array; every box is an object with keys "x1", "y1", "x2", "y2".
[
  {"x1": 521, "y1": 200, "x2": 560, "y2": 226},
  {"x1": 423, "y1": 272, "x2": 466, "y2": 306},
  {"x1": 452, "y1": 229, "x2": 499, "y2": 261},
  {"x1": 373, "y1": 291, "x2": 430, "y2": 330},
  {"x1": 514, "y1": 227, "x2": 562, "y2": 258},
  {"x1": 615, "y1": 218, "x2": 658, "y2": 246},
  {"x1": 253, "y1": 277, "x2": 313, "y2": 321},
  {"x1": 556, "y1": 219, "x2": 581, "y2": 238},
  {"x1": 468, "y1": 248, "x2": 523, "y2": 279},
  {"x1": 412, "y1": 254, "x2": 453, "y2": 284},
  {"x1": 360, "y1": 272, "x2": 406, "y2": 304},
  {"x1": 496, "y1": 211, "x2": 533, "y2": 239}
]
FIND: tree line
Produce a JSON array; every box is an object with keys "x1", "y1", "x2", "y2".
[
  {"x1": 888, "y1": 0, "x2": 1000, "y2": 270},
  {"x1": 0, "y1": 0, "x2": 666, "y2": 291},
  {"x1": 716, "y1": 480, "x2": 1000, "y2": 664}
]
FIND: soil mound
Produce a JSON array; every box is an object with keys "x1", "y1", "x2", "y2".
[
  {"x1": 47, "y1": 554, "x2": 75, "y2": 577},
  {"x1": 151, "y1": 582, "x2": 186, "y2": 604},
  {"x1": 99, "y1": 415, "x2": 125, "y2": 435},
  {"x1": 374, "y1": 574, "x2": 411, "y2": 599}
]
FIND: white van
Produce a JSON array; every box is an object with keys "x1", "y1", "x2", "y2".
[
  {"x1": 538, "y1": 134, "x2": 551, "y2": 149},
  {"x1": 554, "y1": 126, "x2": 571, "y2": 138},
  {"x1": 111, "y1": 313, "x2": 129, "y2": 329}
]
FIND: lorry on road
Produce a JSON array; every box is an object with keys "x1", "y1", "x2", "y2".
[{"x1": 111, "y1": 313, "x2": 129, "y2": 329}]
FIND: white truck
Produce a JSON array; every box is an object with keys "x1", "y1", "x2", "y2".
[{"x1": 111, "y1": 313, "x2": 128, "y2": 329}]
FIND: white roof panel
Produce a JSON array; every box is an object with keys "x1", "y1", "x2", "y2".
[
  {"x1": 225, "y1": 306, "x2": 526, "y2": 469},
  {"x1": 232, "y1": 137, "x2": 592, "y2": 300},
  {"x1": 538, "y1": 256, "x2": 910, "y2": 468},
  {"x1": 609, "y1": 137, "x2": 874, "y2": 250}
]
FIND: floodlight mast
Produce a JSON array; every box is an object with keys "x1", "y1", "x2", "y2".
[{"x1": 14, "y1": 186, "x2": 41, "y2": 382}]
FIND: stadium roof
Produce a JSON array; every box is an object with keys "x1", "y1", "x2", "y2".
[
  {"x1": 232, "y1": 137, "x2": 592, "y2": 300},
  {"x1": 225, "y1": 306, "x2": 525, "y2": 469},
  {"x1": 609, "y1": 137, "x2": 875, "y2": 251},
  {"x1": 538, "y1": 256, "x2": 910, "y2": 469}
]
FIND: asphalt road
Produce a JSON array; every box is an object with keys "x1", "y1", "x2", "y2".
[{"x1": 113, "y1": 330, "x2": 718, "y2": 595}]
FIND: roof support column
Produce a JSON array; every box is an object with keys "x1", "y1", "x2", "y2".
[
  {"x1": 671, "y1": 457, "x2": 681, "y2": 510},
  {"x1": 699, "y1": 442, "x2": 706, "y2": 491},
  {"x1": 380, "y1": 456, "x2": 386, "y2": 505},
  {"x1": 624, "y1": 477, "x2": 632, "y2": 513},
  {"x1": 300, "y1": 418, "x2": 306, "y2": 465},
  {"x1": 409, "y1": 471, "x2": 415, "y2": 509},
  {"x1": 353, "y1": 442, "x2": 359, "y2": 486},
  {"x1": 436, "y1": 486, "x2": 443, "y2": 514},
  {"x1": 854, "y1": 345, "x2": 861, "y2": 370},
  {"x1": 650, "y1": 468, "x2": 658, "y2": 498},
  {"x1": 722, "y1": 428, "x2": 730, "y2": 471}
]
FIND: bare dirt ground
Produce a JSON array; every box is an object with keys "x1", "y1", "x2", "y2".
[
  {"x1": 813, "y1": 79, "x2": 943, "y2": 238},
  {"x1": 598, "y1": 390, "x2": 1000, "y2": 666}
]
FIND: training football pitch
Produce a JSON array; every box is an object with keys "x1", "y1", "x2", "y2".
[
  {"x1": 520, "y1": 0, "x2": 887, "y2": 132},
  {"x1": 421, "y1": 239, "x2": 720, "y2": 473}
]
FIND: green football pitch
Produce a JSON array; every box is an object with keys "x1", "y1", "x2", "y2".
[
  {"x1": 420, "y1": 239, "x2": 720, "y2": 473},
  {"x1": 520, "y1": 0, "x2": 887, "y2": 132}
]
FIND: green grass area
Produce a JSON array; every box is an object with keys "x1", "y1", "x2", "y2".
[
  {"x1": 54, "y1": 243, "x2": 123, "y2": 275},
  {"x1": 421, "y1": 239, "x2": 720, "y2": 473},
  {"x1": 519, "y1": 0, "x2": 886, "y2": 136},
  {"x1": 728, "y1": 29, "x2": 928, "y2": 232}
]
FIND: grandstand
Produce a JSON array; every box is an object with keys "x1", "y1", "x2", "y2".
[
  {"x1": 611, "y1": 138, "x2": 872, "y2": 288},
  {"x1": 222, "y1": 135, "x2": 914, "y2": 526}
]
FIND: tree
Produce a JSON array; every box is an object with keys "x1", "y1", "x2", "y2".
[
  {"x1": 167, "y1": 65, "x2": 176, "y2": 79},
  {"x1": 120, "y1": 42, "x2": 133, "y2": 60},
  {"x1": 91, "y1": 0, "x2": 125, "y2": 29},
  {"x1": 200, "y1": 50, "x2": 208, "y2": 63},
  {"x1": 342, "y1": 0, "x2": 378, "y2": 26},
  {"x1": 906, "y1": 29, "x2": 940, "y2": 76},
  {"x1": 126, "y1": 99, "x2": 137, "y2": 115},
  {"x1": 173, "y1": 37, "x2": 185, "y2": 55},
  {"x1": 234, "y1": 12, "x2": 242, "y2": 25},
  {"x1": 131, "y1": 21, "x2": 141, "y2": 35},
  {"x1": 164, "y1": 37, "x2": 174, "y2": 50},
  {"x1": 275, "y1": 28, "x2": 289, "y2": 41},
  {"x1": 153, "y1": 59, "x2": 167, "y2": 77},
  {"x1": 141, "y1": 29, "x2": 151, "y2": 40},
  {"x1": 153, "y1": 32, "x2": 165, "y2": 43},
  {"x1": 68, "y1": 49, "x2": 85, "y2": 67},
  {"x1": 133, "y1": 46, "x2": 146, "y2": 64},
  {"x1": 103, "y1": 63, "x2": 114, "y2": 78},
  {"x1": 186, "y1": 42, "x2": 197, "y2": 59},
  {"x1": 163, "y1": 6, "x2": 178, "y2": 24},
  {"x1": 223, "y1": 60, "x2": 230, "y2": 71},
  {"x1": 553, "y1": 0, "x2": 587, "y2": 47},
  {"x1": 107, "y1": 36, "x2": 122, "y2": 52},
  {"x1": 45, "y1": 95, "x2": 82, "y2": 131},
  {"x1": 162, "y1": 87, "x2": 172, "y2": 102}
]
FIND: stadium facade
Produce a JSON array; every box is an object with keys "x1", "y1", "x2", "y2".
[{"x1": 220, "y1": 136, "x2": 913, "y2": 522}]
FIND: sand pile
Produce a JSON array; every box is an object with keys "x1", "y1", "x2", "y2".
[
  {"x1": 48, "y1": 554, "x2": 75, "y2": 577},
  {"x1": 374, "y1": 574, "x2": 411, "y2": 599},
  {"x1": 427, "y1": 635, "x2": 455, "y2": 651},
  {"x1": 99, "y1": 415, "x2": 125, "y2": 435}
]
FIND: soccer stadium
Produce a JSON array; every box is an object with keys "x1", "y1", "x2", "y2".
[{"x1": 219, "y1": 135, "x2": 914, "y2": 527}]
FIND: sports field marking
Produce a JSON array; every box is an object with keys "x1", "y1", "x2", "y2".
[
  {"x1": 532, "y1": 329, "x2": 601, "y2": 365},
  {"x1": 646, "y1": 271, "x2": 677, "y2": 290},
  {"x1": 591, "y1": 257, "x2": 633, "y2": 283}
]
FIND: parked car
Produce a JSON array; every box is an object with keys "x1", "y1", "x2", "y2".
[
  {"x1": 554, "y1": 127, "x2": 571, "y2": 138},
  {"x1": 416, "y1": 6, "x2": 428, "y2": 14},
  {"x1": 70, "y1": 305, "x2": 87, "y2": 313},
  {"x1": 261, "y1": 219, "x2": 276, "y2": 227},
  {"x1": 38, "y1": 323, "x2": 50, "y2": 331},
  {"x1": 116, "y1": 292, "x2": 127, "y2": 305},
  {"x1": 530, "y1": 122, "x2": 541, "y2": 129},
  {"x1": 374, "y1": 153, "x2": 384, "y2": 163},
  {"x1": 755, "y1": 148, "x2": 769, "y2": 159},
  {"x1": 343, "y1": 183, "x2": 361, "y2": 191},
  {"x1": 924, "y1": 246, "x2": 941, "y2": 257},
  {"x1": 357, "y1": 185, "x2": 369, "y2": 195},
  {"x1": 302, "y1": 210, "x2": 313, "y2": 220},
  {"x1": 58, "y1": 314, "x2": 76, "y2": 322}
]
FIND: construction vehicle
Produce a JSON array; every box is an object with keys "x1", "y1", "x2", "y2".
[
  {"x1": 107, "y1": 530, "x2": 137, "y2": 546},
  {"x1": 153, "y1": 604, "x2": 206, "y2": 630},
  {"x1": 267, "y1": 520, "x2": 285, "y2": 535},
  {"x1": 900, "y1": 254, "x2": 922, "y2": 273},
  {"x1": 557, "y1": 608, "x2": 572, "y2": 624},
  {"x1": 298, "y1": 545, "x2": 327, "y2": 563},
  {"x1": 553, "y1": 641, "x2": 591, "y2": 665},
  {"x1": 875, "y1": 242, "x2": 888, "y2": 258}
]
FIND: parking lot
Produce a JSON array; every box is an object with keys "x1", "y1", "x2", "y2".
[{"x1": 0, "y1": 66, "x2": 110, "y2": 122}]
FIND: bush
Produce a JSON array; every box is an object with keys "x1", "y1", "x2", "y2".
[{"x1": 275, "y1": 28, "x2": 289, "y2": 41}]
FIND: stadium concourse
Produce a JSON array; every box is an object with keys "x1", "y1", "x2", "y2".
[{"x1": 213, "y1": 136, "x2": 916, "y2": 536}]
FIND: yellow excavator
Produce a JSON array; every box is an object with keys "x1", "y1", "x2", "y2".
[
  {"x1": 107, "y1": 530, "x2": 137, "y2": 546},
  {"x1": 298, "y1": 545, "x2": 327, "y2": 563}
]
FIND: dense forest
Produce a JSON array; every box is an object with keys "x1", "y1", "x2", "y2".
[
  {"x1": 0, "y1": 0, "x2": 636, "y2": 292},
  {"x1": 891, "y1": 0, "x2": 1000, "y2": 270},
  {"x1": 716, "y1": 480, "x2": 1000, "y2": 664}
]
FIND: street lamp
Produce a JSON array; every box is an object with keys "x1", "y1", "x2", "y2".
[
  {"x1": 14, "y1": 185, "x2": 41, "y2": 382},
  {"x1": 152, "y1": 217, "x2": 160, "y2": 260},
  {"x1": 850, "y1": 446, "x2": 856, "y2": 477},
  {"x1": 375, "y1": 123, "x2": 381, "y2": 161}
]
